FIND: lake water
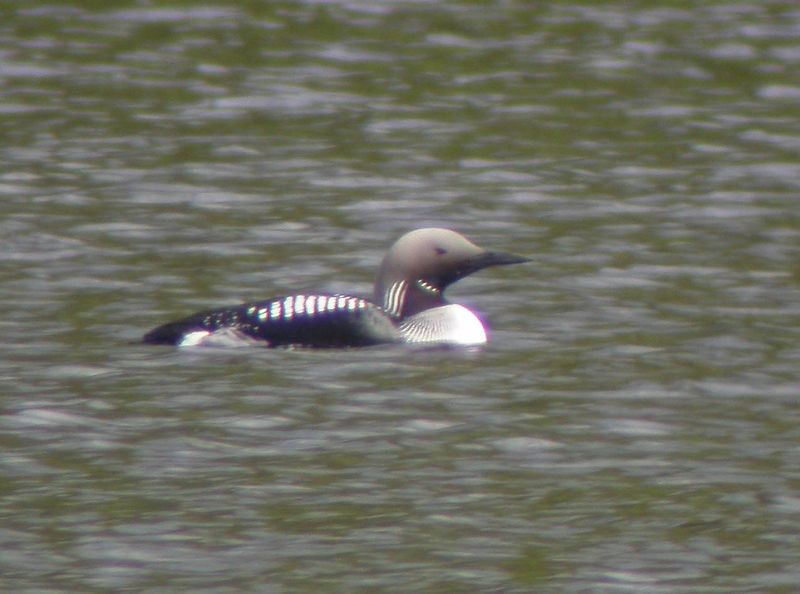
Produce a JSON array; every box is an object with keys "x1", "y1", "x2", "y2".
[{"x1": 2, "y1": 1, "x2": 799, "y2": 592}]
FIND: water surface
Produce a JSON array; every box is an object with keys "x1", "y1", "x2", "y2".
[{"x1": 2, "y1": 2, "x2": 799, "y2": 592}]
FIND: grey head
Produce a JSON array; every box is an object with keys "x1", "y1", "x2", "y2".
[{"x1": 374, "y1": 227, "x2": 529, "y2": 320}]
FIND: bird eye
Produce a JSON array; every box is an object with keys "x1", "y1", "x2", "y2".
[{"x1": 435, "y1": 247, "x2": 447, "y2": 255}]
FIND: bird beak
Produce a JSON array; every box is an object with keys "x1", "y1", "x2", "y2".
[
  {"x1": 478, "y1": 250, "x2": 530, "y2": 268},
  {"x1": 444, "y1": 250, "x2": 529, "y2": 284}
]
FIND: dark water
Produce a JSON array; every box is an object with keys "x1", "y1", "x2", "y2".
[{"x1": 2, "y1": 2, "x2": 799, "y2": 592}]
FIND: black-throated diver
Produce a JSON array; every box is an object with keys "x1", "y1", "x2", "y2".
[{"x1": 142, "y1": 228, "x2": 528, "y2": 348}]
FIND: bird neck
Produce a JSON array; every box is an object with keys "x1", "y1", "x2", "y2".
[{"x1": 378, "y1": 278, "x2": 447, "y2": 320}]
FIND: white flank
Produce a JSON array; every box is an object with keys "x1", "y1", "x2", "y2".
[
  {"x1": 180, "y1": 328, "x2": 264, "y2": 347},
  {"x1": 179, "y1": 330, "x2": 212, "y2": 346}
]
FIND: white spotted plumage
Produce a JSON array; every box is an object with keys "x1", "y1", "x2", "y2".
[
  {"x1": 252, "y1": 294, "x2": 375, "y2": 324},
  {"x1": 282, "y1": 296, "x2": 294, "y2": 320},
  {"x1": 306, "y1": 295, "x2": 317, "y2": 315},
  {"x1": 270, "y1": 300, "x2": 282, "y2": 320},
  {"x1": 417, "y1": 279, "x2": 440, "y2": 295}
]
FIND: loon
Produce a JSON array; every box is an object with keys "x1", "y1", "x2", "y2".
[{"x1": 142, "y1": 228, "x2": 528, "y2": 348}]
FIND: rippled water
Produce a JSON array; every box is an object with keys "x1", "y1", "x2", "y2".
[{"x1": 2, "y1": 2, "x2": 799, "y2": 592}]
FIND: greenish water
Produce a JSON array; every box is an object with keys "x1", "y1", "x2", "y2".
[{"x1": 2, "y1": 1, "x2": 799, "y2": 592}]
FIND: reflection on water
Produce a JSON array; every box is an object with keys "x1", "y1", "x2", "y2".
[{"x1": 2, "y1": 1, "x2": 799, "y2": 592}]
